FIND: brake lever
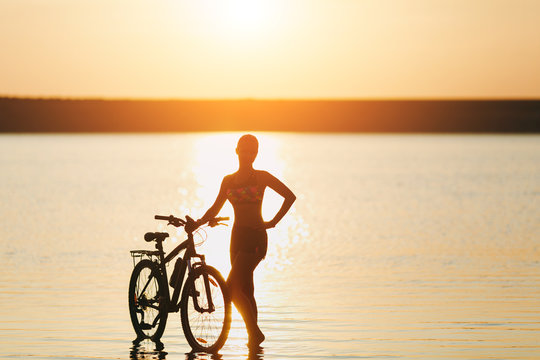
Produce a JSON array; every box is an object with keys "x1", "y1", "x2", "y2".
[
  {"x1": 168, "y1": 219, "x2": 182, "y2": 227},
  {"x1": 208, "y1": 221, "x2": 228, "y2": 228}
]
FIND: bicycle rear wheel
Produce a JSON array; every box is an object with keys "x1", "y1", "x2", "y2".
[
  {"x1": 129, "y1": 259, "x2": 168, "y2": 340},
  {"x1": 181, "y1": 265, "x2": 231, "y2": 352}
]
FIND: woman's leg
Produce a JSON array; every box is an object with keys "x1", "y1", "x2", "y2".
[
  {"x1": 244, "y1": 274, "x2": 258, "y2": 322},
  {"x1": 227, "y1": 251, "x2": 265, "y2": 345}
]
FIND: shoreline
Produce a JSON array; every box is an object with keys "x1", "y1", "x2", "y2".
[{"x1": 1, "y1": 98, "x2": 539, "y2": 133}]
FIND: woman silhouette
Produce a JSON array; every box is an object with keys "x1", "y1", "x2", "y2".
[{"x1": 196, "y1": 134, "x2": 296, "y2": 346}]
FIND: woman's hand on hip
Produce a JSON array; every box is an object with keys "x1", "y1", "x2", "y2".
[{"x1": 262, "y1": 220, "x2": 276, "y2": 229}]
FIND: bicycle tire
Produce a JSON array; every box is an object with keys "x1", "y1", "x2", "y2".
[
  {"x1": 128, "y1": 259, "x2": 168, "y2": 341},
  {"x1": 180, "y1": 265, "x2": 231, "y2": 352}
]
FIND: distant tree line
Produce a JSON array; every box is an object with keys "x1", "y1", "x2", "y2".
[{"x1": 1, "y1": 97, "x2": 539, "y2": 133}]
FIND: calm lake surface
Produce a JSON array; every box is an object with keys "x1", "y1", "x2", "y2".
[{"x1": 0, "y1": 133, "x2": 539, "y2": 360}]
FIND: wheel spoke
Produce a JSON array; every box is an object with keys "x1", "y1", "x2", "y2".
[
  {"x1": 137, "y1": 271, "x2": 154, "y2": 298},
  {"x1": 145, "y1": 303, "x2": 160, "y2": 311}
]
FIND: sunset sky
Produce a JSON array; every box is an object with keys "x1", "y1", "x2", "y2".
[{"x1": 1, "y1": 0, "x2": 539, "y2": 99}]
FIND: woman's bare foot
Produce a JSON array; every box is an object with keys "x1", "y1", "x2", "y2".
[{"x1": 247, "y1": 329, "x2": 265, "y2": 347}]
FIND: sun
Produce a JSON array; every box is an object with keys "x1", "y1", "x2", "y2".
[
  {"x1": 182, "y1": 0, "x2": 282, "y2": 43},
  {"x1": 221, "y1": 0, "x2": 270, "y2": 33}
]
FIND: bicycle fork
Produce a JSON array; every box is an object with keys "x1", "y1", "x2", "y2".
[{"x1": 190, "y1": 255, "x2": 216, "y2": 314}]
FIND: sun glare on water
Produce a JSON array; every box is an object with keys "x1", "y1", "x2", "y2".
[
  {"x1": 182, "y1": 133, "x2": 309, "y2": 347},
  {"x1": 188, "y1": 133, "x2": 285, "y2": 274},
  {"x1": 187, "y1": 133, "x2": 308, "y2": 279}
]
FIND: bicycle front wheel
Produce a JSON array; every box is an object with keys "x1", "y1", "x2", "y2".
[
  {"x1": 181, "y1": 265, "x2": 231, "y2": 352},
  {"x1": 128, "y1": 259, "x2": 168, "y2": 341}
]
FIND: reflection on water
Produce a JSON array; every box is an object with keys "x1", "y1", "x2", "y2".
[
  {"x1": 0, "y1": 133, "x2": 539, "y2": 359},
  {"x1": 129, "y1": 338, "x2": 264, "y2": 360},
  {"x1": 130, "y1": 339, "x2": 167, "y2": 360}
]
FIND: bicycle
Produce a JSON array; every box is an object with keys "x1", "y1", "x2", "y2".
[{"x1": 128, "y1": 214, "x2": 232, "y2": 352}]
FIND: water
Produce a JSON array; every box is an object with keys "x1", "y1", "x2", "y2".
[{"x1": 0, "y1": 133, "x2": 539, "y2": 359}]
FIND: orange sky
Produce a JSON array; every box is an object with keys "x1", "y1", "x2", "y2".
[{"x1": 1, "y1": 0, "x2": 539, "y2": 99}]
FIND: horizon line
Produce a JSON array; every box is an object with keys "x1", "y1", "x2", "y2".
[{"x1": 2, "y1": 95, "x2": 540, "y2": 102}]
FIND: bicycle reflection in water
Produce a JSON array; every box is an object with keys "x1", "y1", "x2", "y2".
[
  {"x1": 129, "y1": 338, "x2": 264, "y2": 360},
  {"x1": 130, "y1": 338, "x2": 167, "y2": 360}
]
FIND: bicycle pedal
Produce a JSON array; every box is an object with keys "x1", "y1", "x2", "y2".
[{"x1": 140, "y1": 322, "x2": 153, "y2": 330}]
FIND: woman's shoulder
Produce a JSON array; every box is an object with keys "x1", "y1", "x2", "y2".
[
  {"x1": 222, "y1": 173, "x2": 236, "y2": 185},
  {"x1": 254, "y1": 170, "x2": 275, "y2": 183}
]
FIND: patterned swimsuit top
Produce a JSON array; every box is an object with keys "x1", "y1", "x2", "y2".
[{"x1": 226, "y1": 173, "x2": 264, "y2": 204}]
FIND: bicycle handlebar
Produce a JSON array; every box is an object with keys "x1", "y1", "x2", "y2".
[
  {"x1": 154, "y1": 215, "x2": 172, "y2": 221},
  {"x1": 154, "y1": 214, "x2": 229, "y2": 229},
  {"x1": 155, "y1": 214, "x2": 186, "y2": 227}
]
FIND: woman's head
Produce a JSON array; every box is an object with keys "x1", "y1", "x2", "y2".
[{"x1": 236, "y1": 134, "x2": 258, "y2": 166}]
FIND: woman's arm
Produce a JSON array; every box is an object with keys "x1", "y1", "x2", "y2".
[
  {"x1": 197, "y1": 177, "x2": 229, "y2": 225},
  {"x1": 263, "y1": 171, "x2": 296, "y2": 229}
]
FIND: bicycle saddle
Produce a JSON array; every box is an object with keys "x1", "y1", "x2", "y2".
[{"x1": 144, "y1": 232, "x2": 169, "y2": 242}]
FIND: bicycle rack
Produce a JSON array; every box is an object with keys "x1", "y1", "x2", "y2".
[{"x1": 130, "y1": 250, "x2": 161, "y2": 267}]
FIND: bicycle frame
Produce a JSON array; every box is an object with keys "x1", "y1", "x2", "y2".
[{"x1": 152, "y1": 231, "x2": 215, "y2": 314}]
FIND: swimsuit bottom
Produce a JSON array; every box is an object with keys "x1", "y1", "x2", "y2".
[{"x1": 230, "y1": 226, "x2": 268, "y2": 265}]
